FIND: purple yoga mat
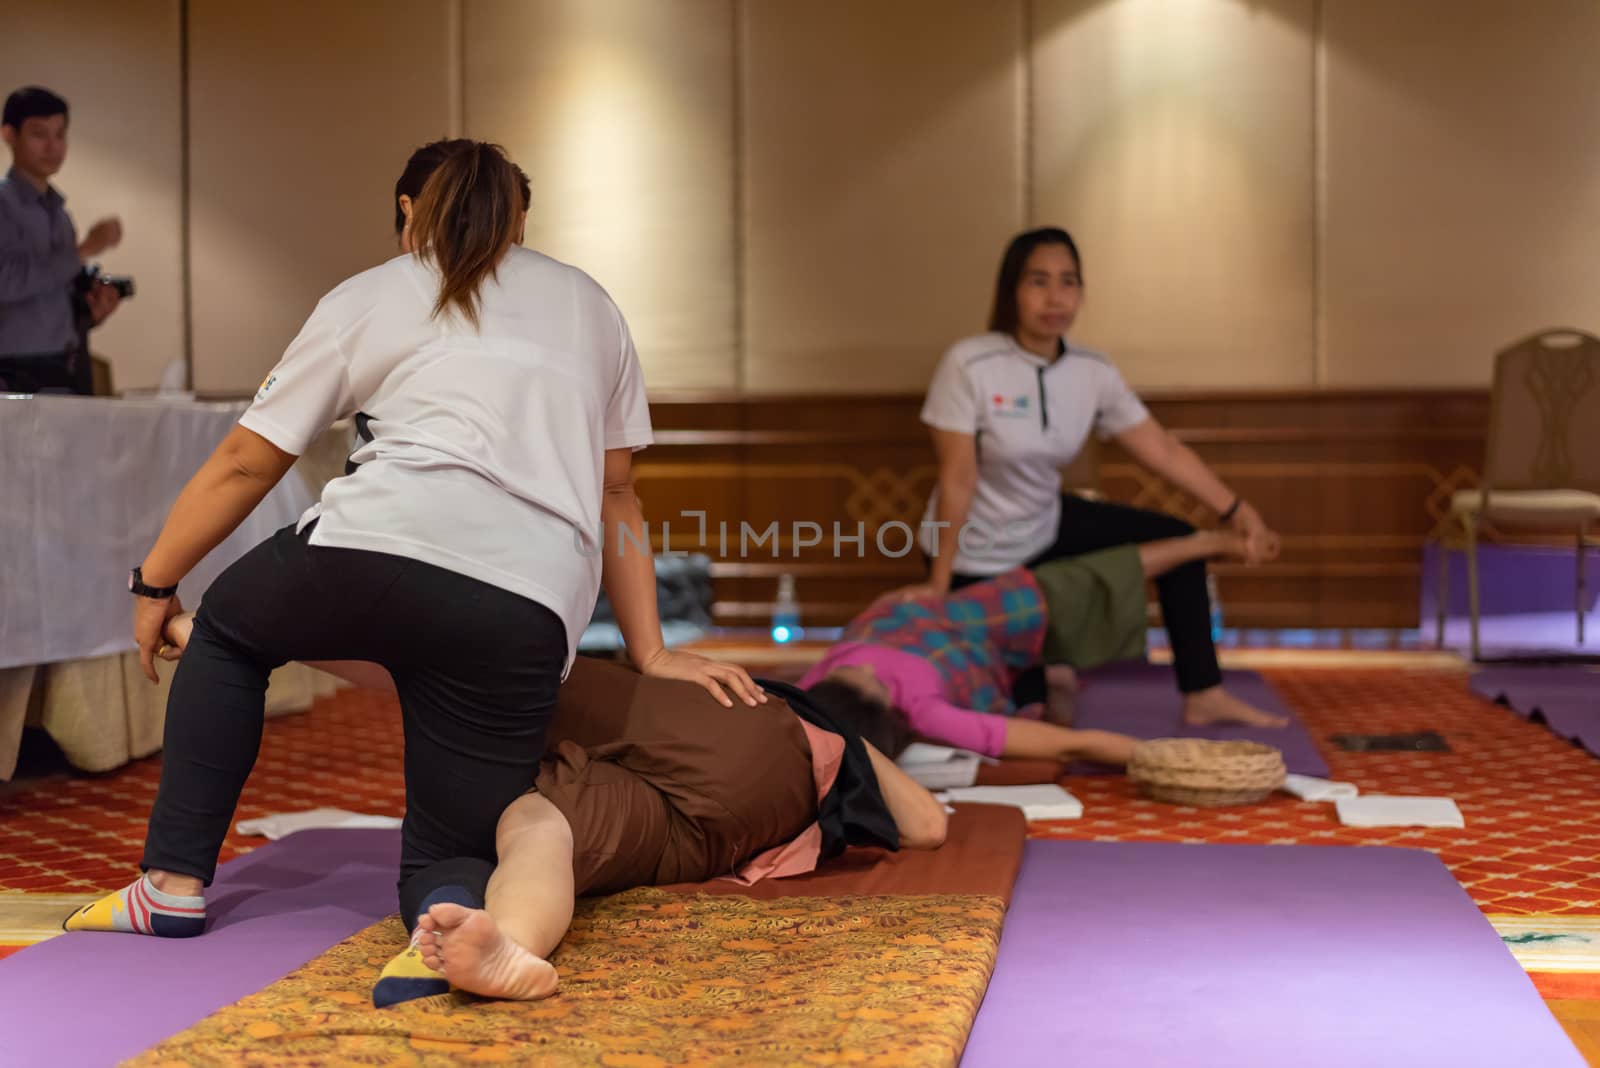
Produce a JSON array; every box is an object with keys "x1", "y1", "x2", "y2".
[
  {"x1": 0, "y1": 829, "x2": 399, "y2": 1067},
  {"x1": 962, "y1": 841, "x2": 1583, "y2": 1068},
  {"x1": 1069, "y1": 663, "x2": 1330, "y2": 777},
  {"x1": 1471, "y1": 665, "x2": 1600, "y2": 758}
]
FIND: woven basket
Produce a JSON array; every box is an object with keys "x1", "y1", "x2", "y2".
[{"x1": 1127, "y1": 738, "x2": 1287, "y2": 807}]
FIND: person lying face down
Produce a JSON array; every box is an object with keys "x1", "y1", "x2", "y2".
[
  {"x1": 156, "y1": 616, "x2": 947, "y2": 1007},
  {"x1": 801, "y1": 535, "x2": 1286, "y2": 769}
]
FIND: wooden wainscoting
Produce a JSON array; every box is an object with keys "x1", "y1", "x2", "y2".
[{"x1": 631, "y1": 390, "x2": 1490, "y2": 629}]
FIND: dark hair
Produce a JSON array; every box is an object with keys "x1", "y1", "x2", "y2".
[
  {"x1": 805, "y1": 680, "x2": 918, "y2": 759},
  {"x1": 986, "y1": 226, "x2": 1082, "y2": 334},
  {"x1": 3, "y1": 86, "x2": 68, "y2": 131},
  {"x1": 394, "y1": 138, "x2": 530, "y2": 236},
  {"x1": 406, "y1": 141, "x2": 524, "y2": 327}
]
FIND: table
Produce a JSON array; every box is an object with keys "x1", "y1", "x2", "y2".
[{"x1": 0, "y1": 395, "x2": 346, "y2": 777}]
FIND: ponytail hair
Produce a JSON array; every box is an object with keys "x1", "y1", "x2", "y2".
[{"x1": 407, "y1": 140, "x2": 522, "y2": 327}]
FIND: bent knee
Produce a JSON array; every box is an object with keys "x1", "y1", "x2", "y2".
[{"x1": 496, "y1": 792, "x2": 573, "y2": 855}]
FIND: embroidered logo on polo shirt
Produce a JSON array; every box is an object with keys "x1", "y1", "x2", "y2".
[
  {"x1": 990, "y1": 393, "x2": 1030, "y2": 418},
  {"x1": 256, "y1": 373, "x2": 277, "y2": 401}
]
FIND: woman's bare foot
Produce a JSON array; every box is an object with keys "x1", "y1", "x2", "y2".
[
  {"x1": 416, "y1": 902, "x2": 559, "y2": 1001},
  {"x1": 1064, "y1": 728, "x2": 1139, "y2": 766},
  {"x1": 1182, "y1": 687, "x2": 1290, "y2": 729},
  {"x1": 1202, "y1": 530, "x2": 1251, "y2": 561}
]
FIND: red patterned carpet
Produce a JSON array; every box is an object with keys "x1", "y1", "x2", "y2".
[
  {"x1": 0, "y1": 689, "x2": 405, "y2": 894},
  {"x1": 2, "y1": 667, "x2": 1597, "y2": 920},
  {"x1": 1039, "y1": 667, "x2": 1600, "y2": 918}
]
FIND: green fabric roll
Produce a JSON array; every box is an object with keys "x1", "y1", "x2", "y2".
[{"x1": 1033, "y1": 545, "x2": 1149, "y2": 669}]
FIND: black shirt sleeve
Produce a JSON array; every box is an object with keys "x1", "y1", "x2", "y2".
[{"x1": 757, "y1": 678, "x2": 901, "y2": 858}]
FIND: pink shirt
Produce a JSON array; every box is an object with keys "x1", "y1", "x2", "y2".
[
  {"x1": 731, "y1": 719, "x2": 845, "y2": 884},
  {"x1": 797, "y1": 642, "x2": 1008, "y2": 758}
]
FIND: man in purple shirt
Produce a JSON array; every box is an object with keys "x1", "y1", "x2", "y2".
[{"x1": 0, "y1": 86, "x2": 123, "y2": 392}]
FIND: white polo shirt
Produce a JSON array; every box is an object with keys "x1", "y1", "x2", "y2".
[
  {"x1": 918, "y1": 331, "x2": 1149, "y2": 575},
  {"x1": 240, "y1": 248, "x2": 654, "y2": 672}
]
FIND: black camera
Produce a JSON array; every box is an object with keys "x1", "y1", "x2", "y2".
[{"x1": 75, "y1": 264, "x2": 135, "y2": 300}]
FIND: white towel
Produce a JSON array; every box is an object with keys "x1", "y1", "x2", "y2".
[
  {"x1": 1335, "y1": 796, "x2": 1465, "y2": 829},
  {"x1": 1281, "y1": 774, "x2": 1360, "y2": 802},
  {"x1": 899, "y1": 742, "x2": 975, "y2": 765},
  {"x1": 897, "y1": 743, "x2": 990, "y2": 789},
  {"x1": 236, "y1": 808, "x2": 402, "y2": 840},
  {"x1": 939, "y1": 784, "x2": 1083, "y2": 821}
]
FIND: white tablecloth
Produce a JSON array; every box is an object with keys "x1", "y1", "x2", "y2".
[{"x1": 0, "y1": 395, "x2": 316, "y2": 670}]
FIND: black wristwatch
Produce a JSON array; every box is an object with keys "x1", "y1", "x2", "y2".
[{"x1": 128, "y1": 566, "x2": 179, "y2": 599}]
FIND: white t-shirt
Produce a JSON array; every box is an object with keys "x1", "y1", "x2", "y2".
[
  {"x1": 918, "y1": 331, "x2": 1149, "y2": 575},
  {"x1": 240, "y1": 248, "x2": 654, "y2": 672}
]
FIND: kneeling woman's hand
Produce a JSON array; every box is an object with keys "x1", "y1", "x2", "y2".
[
  {"x1": 134, "y1": 594, "x2": 185, "y2": 683},
  {"x1": 637, "y1": 648, "x2": 767, "y2": 708}
]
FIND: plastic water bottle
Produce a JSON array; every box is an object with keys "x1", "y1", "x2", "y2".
[
  {"x1": 1207, "y1": 572, "x2": 1225, "y2": 643},
  {"x1": 771, "y1": 573, "x2": 801, "y2": 644}
]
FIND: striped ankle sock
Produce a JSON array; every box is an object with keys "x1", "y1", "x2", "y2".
[
  {"x1": 63, "y1": 875, "x2": 206, "y2": 938},
  {"x1": 373, "y1": 884, "x2": 474, "y2": 1008}
]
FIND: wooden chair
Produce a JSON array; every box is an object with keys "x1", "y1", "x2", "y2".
[{"x1": 1435, "y1": 329, "x2": 1600, "y2": 659}]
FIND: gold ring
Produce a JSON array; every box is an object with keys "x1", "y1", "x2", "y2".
[{"x1": 157, "y1": 643, "x2": 170, "y2": 657}]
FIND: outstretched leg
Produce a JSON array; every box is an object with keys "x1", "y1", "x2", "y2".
[
  {"x1": 1134, "y1": 530, "x2": 1237, "y2": 578},
  {"x1": 1137, "y1": 533, "x2": 1289, "y2": 728},
  {"x1": 1036, "y1": 533, "x2": 1289, "y2": 729},
  {"x1": 413, "y1": 793, "x2": 572, "y2": 1001}
]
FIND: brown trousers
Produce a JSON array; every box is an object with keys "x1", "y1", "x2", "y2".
[{"x1": 534, "y1": 657, "x2": 817, "y2": 895}]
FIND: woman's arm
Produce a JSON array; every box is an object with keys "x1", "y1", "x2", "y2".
[
  {"x1": 133, "y1": 425, "x2": 299, "y2": 681},
  {"x1": 598, "y1": 447, "x2": 764, "y2": 707},
  {"x1": 924, "y1": 428, "x2": 980, "y2": 593},
  {"x1": 1114, "y1": 417, "x2": 1277, "y2": 558},
  {"x1": 862, "y1": 740, "x2": 948, "y2": 849},
  {"x1": 1000, "y1": 718, "x2": 1098, "y2": 761},
  {"x1": 1001, "y1": 718, "x2": 1138, "y2": 766},
  {"x1": 1114, "y1": 418, "x2": 1231, "y2": 512},
  {"x1": 139, "y1": 426, "x2": 299, "y2": 588},
  {"x1": 599, "y1": 447, "x2": 664, "y2": 665}
]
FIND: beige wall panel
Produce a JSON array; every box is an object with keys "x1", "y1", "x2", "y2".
[
  {"x1": 188, "y1": 0, "x2": 454, "y2": 395},
  {"x1": 1, "y1": 1, "x2": 184, "y2": 391},
  {"x1": 1321, "y1": 0, "x2": 1600, "y2": 387},
  {"x1": 742, "y1": 0, "x2": 1025, "y2": 394},
  {"x1": 1032, "y1": 0, "x2": 1315, "y2": 390},
  {"x1": 465, "y1": 0, "x2": 737, "y2": 392}
]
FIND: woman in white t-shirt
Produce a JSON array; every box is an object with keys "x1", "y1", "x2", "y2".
[
  {"x1": 68, "y1": 141, "x2": 762, "y2": 945},
  {"x1": 904, "y1": 227, "x2": 1285, "y2": 730}
]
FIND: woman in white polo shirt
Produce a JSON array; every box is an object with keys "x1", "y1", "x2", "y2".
[
  {"x1": 67, "y1": 140, "x2": 762, "y2": 942},
  {"x1": 907, "y1": 227, "x2": 1284, "y2": 729}
]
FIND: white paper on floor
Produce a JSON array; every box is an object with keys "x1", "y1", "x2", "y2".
[
  {"x1": 236, "y1": 808, "x2": 402, "y2": 840},
  {"x1": 1281, "y1": 774, "x2": 1360, "y2": 802},
  {"x1": 939, "y1": 784, "x2": 1083, "y2": 820},
  {"x1": 897, "y1": 742, "x2": 991, "y2": 789},
  {"x1": 1335, "y1": 795, "x2": 1465, "y2": 828}
]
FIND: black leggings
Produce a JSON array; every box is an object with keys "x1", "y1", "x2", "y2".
[
  {"x1": 142, "y1": 523, "x2": 567, "y2": 916},
  {"x1": 951, "y1": 494, "x2": 1222, "y2": 696}
]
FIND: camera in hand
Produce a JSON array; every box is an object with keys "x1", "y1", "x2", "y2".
[{"x1": 75, "y1": 264, "x2": 135, "y2": 300}]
